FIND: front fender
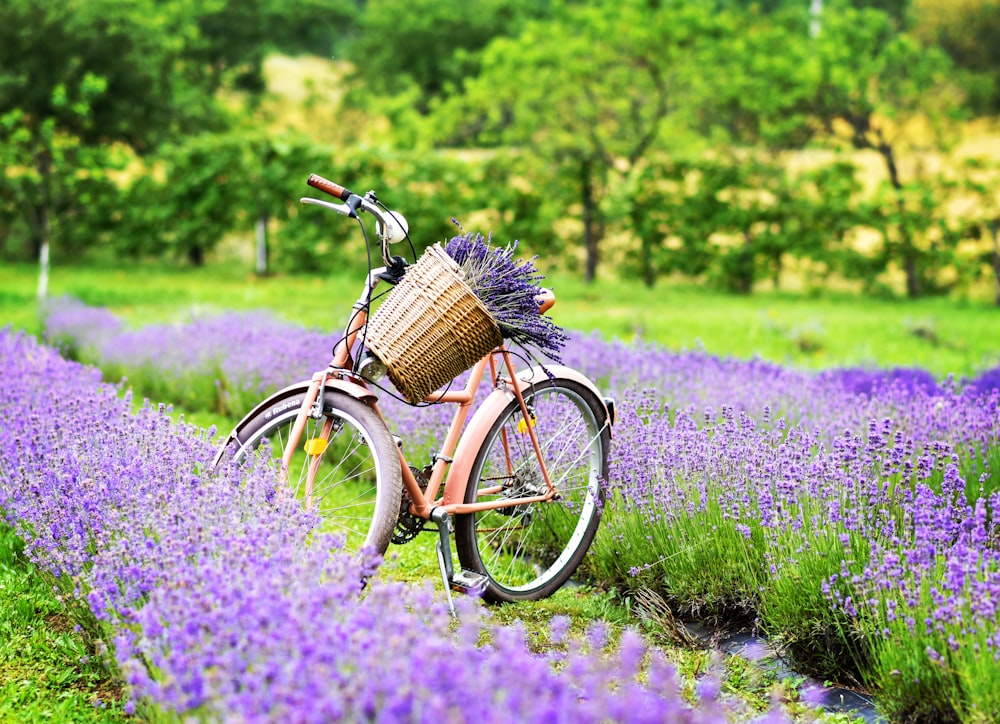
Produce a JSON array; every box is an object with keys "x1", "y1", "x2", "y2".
[{"x1": 211, "y1": 377, "x2": 377, "y2": 468}]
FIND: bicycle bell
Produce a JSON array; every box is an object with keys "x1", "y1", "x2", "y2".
[{"x1": 376, "y1": 211, "x2": 409, "y2": 244}]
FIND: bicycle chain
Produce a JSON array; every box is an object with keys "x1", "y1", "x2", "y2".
[{"x1": 391, "y1": 465, "x2": 430, "y2": 544}]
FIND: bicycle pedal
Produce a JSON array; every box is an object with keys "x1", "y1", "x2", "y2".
[{"x1": 450, "y1": 569, "x2": 489, "y2": 596}]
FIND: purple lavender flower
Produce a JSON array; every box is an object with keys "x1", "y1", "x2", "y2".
[
  {"x1": 965, "y1": 365, "x2": 1000, "y2": 396},
  {"x1": 445, "y1": 232, "x2": 568, "y2": 360}
]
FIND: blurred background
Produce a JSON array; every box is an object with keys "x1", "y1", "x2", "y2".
[{"x1": 1, "y1": 0, "x2": 998, "y2": 357}]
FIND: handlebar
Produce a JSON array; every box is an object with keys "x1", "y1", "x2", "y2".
[
  {"x1": 301, "y1": 174, "x2": 408, "y2": 272},
  {"x1": 303, "y1": 172, "x2": 557, "y2": 312}
]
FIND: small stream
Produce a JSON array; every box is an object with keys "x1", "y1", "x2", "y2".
[{"x1": 684, "y1": 622, "x2": 881, "y2": 722}]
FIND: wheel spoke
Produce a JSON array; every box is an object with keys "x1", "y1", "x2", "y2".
[{"x1": 227, "y1": 395, "x2": 401, "y2": 556}]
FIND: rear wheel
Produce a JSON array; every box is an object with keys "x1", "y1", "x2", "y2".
[
  {"x1": 221, "y1": 391, "x2": 402, "y2": 556},
  {"x1": 454, "y1": 378, "x2": 610, "y2": 602}
]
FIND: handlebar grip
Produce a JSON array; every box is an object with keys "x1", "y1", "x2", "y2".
[{"x1": 307, "y1": 173, "x2": 353, "y2": 201}]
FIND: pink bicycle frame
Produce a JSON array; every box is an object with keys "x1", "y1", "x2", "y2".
[{"x1": 279, "y1": 294, "x2": 558, "y2": 522}]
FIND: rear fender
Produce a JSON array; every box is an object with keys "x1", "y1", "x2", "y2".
[{"x1": 441, "y1": 365, "x2": 611, "y2": 506}]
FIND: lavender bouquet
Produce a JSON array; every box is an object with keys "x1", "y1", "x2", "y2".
[{"x1": 445, "y1": 231, "x2": 568, "y2": 361}]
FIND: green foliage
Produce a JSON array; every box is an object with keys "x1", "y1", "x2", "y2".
[
  {"x1": 1, "y1": 0, "x2": 996, "y2": 295},
  {"x1": 956, "y1": 157, "x2": 1000, "y2": 305},
  {"x1": 590, "y1": 491, "x2": 765, "y2": 626},
  {"x1": 0, "y1": 0, "x2": 354, "y2": 270},
  {"x1": 142, "y1": 134, "x2": 247, "y2": 266},
  {"x1": 192, "y1": 0, "x2": 356, "y2": 94},
  {"x1": 0, "y1": 0, "x2": 226, "y2": 269},
  {"x1": 911, "y1": 0, "x2": 1000, "y2": 113},
  {"x1": 861, "y1": 175, "x2": 966, "y2": 298},
  {"x1": 272, "y1": 147, "x2": 557, "y2": 274},
  {"x1": 695, "y1": 5, "x2": 818, "y2": 150},
  {"x1": 115, "y1": 131, "x2": 342, "y2": 269},
  {"x1": 343, "y1": 0, "x2": 546, "y2": 113},
  {"x1": 0, "y1": 0, "x2": 220, "y2": 149},
  {"x1": 621, "y1": 154, "x2": 866, "y2": 292},
  {"x1": 434, "y1": 0, "x2": 722, "y2": 281},
  {"x1": 713, "y1": 1, "x2": 968, "y2": 298},
  {"x1": 0, "y1": 109, "x2": 125, "y2": 263}
]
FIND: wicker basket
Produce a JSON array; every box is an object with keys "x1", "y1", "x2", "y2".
[{"x1": 365, "y1": 244, "x2": 502, "y2": 402}]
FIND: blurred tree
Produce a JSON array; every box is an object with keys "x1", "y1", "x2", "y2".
[
  {"x1": 116, "y1": 131, "x2": 338, "y2": 271},
  {"x1": 628, "y1": 4, "x2": 862, "y2": 292},
  {"x1": 229, "y1": 132, "x2": 334, "y2": 275},
  {"x1": 855, "y1": 175, "x2": 964, "y2": 297},
  {"x1": 622, "y1": 155, "x2": 863, "y2": 292},
  {"x1": 342, "y1": 0, "x2": 548, "y2": 114},
  {"x1": 0, "y1": 0, "x2": 226, "y2": 293},
  {"x1": 806, "y1": 2, "x2": 964, "y2": 297},
  {"x1": 0, "y1": 109, "x2": 122, "y2": 284},
  {"x1": 433, "y1": 0, "x2": 720, "y2": 282},
  {"x1": 955, "y1": 158, "x2": 1000, "y2": 305},
  {"x1": 192, "y1": 0, "x2": 357, "y2": 94},
  {"x1": 718, "y1": 0, "x2": 910, "y2": 25},
  {"x1": 909, "y1": 0, "x2": 1000, "y2": 113},
  {"x1": 694, "y1": 5, "x2": 819, "y2": 150},
  {"x1": 619, "y1": 158, "x2": 711, "y2": 288},
  {"x1": 0, "y1": 0, "x2": 351, "y2": 282},
  {"x1": 144, "y1": 134, "x2": 246, "y2": 266}
]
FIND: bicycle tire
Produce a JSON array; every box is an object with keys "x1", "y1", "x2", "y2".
[
  {"x1": 219, "y1": 390, "x2": 402, "y2": 556},
  {"x1": 454, "y1": 377, "x2": 610, "y2": 602}
]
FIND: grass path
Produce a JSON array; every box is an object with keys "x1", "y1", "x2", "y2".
[{"x1": 3, "y1": 261, "x2": 998, "y2": 379}]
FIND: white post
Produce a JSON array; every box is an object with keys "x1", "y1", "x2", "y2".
[
  {"x1": 37, "y1": 240, "x2": 49, "y2": 301},
  {"x1": 810, "y1": 0, "x2": 823, "y2": 38}
]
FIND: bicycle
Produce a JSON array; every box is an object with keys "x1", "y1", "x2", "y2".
[{"x1": 213, "y1": 174, "x2": 615, "y2": 604}]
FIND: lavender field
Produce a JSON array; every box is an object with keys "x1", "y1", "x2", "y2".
[
  {"x1": 0, "y1": 326, "x2": 815, "y2": 722},
  {"x1": 7, "y1": 297, "x2": 1000, "y2": 721}
]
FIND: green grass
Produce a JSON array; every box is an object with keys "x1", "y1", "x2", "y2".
[
  {"x1": 3, "y1": 259, "x2": 999, "y2": 379},
  {"x1": 551, "y1": 274, "x2": 1000, "y2": 379},
  {"x1": 0, "y1": 527, "x2": 125, "y2": 723}
]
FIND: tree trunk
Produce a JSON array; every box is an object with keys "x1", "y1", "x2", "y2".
[
  {"x1": 37, "y1": 234, "x2": 50, "y2": 301},
  {"x1": 580, "y1": 158, "x2": 603, "y2": 283},
  {"x1": 990, "y1": 219, "x2": 1000, "y2": 307},
  {"x1": 734, "y1": 232, "x2": 754, "y2": 295},
  {"x1": 641, "y1": 239, "x2": 655, "y2": 288},
  {"x1": 877, "y1": 139, "x2": 921, "y2": 298},
  {"x1": 188, "y1": 244, "x2": 204, "y2": 266},
  {"x1": 903, "y1": 253, "x2": 920, "y2": 299}
]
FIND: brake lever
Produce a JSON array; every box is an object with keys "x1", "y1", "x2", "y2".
[{"x1": 376, "y1": 256, "x2": 408, "y2": 284}]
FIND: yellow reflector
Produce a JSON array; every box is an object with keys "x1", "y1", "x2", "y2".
[
  {"x1": 516, "y1": 415, "x2": 536, "y2": 434},
  {"x1": 304, "y1": 438, "x2": 328, "y2": 455}
]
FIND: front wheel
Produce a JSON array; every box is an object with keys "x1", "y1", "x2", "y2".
[
  {"x1": 454, "y1": 378, "x2": 610, "y2": 602},
  {"x1": 218, "y1": 391, "x2": 402, "y2": 556}
]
